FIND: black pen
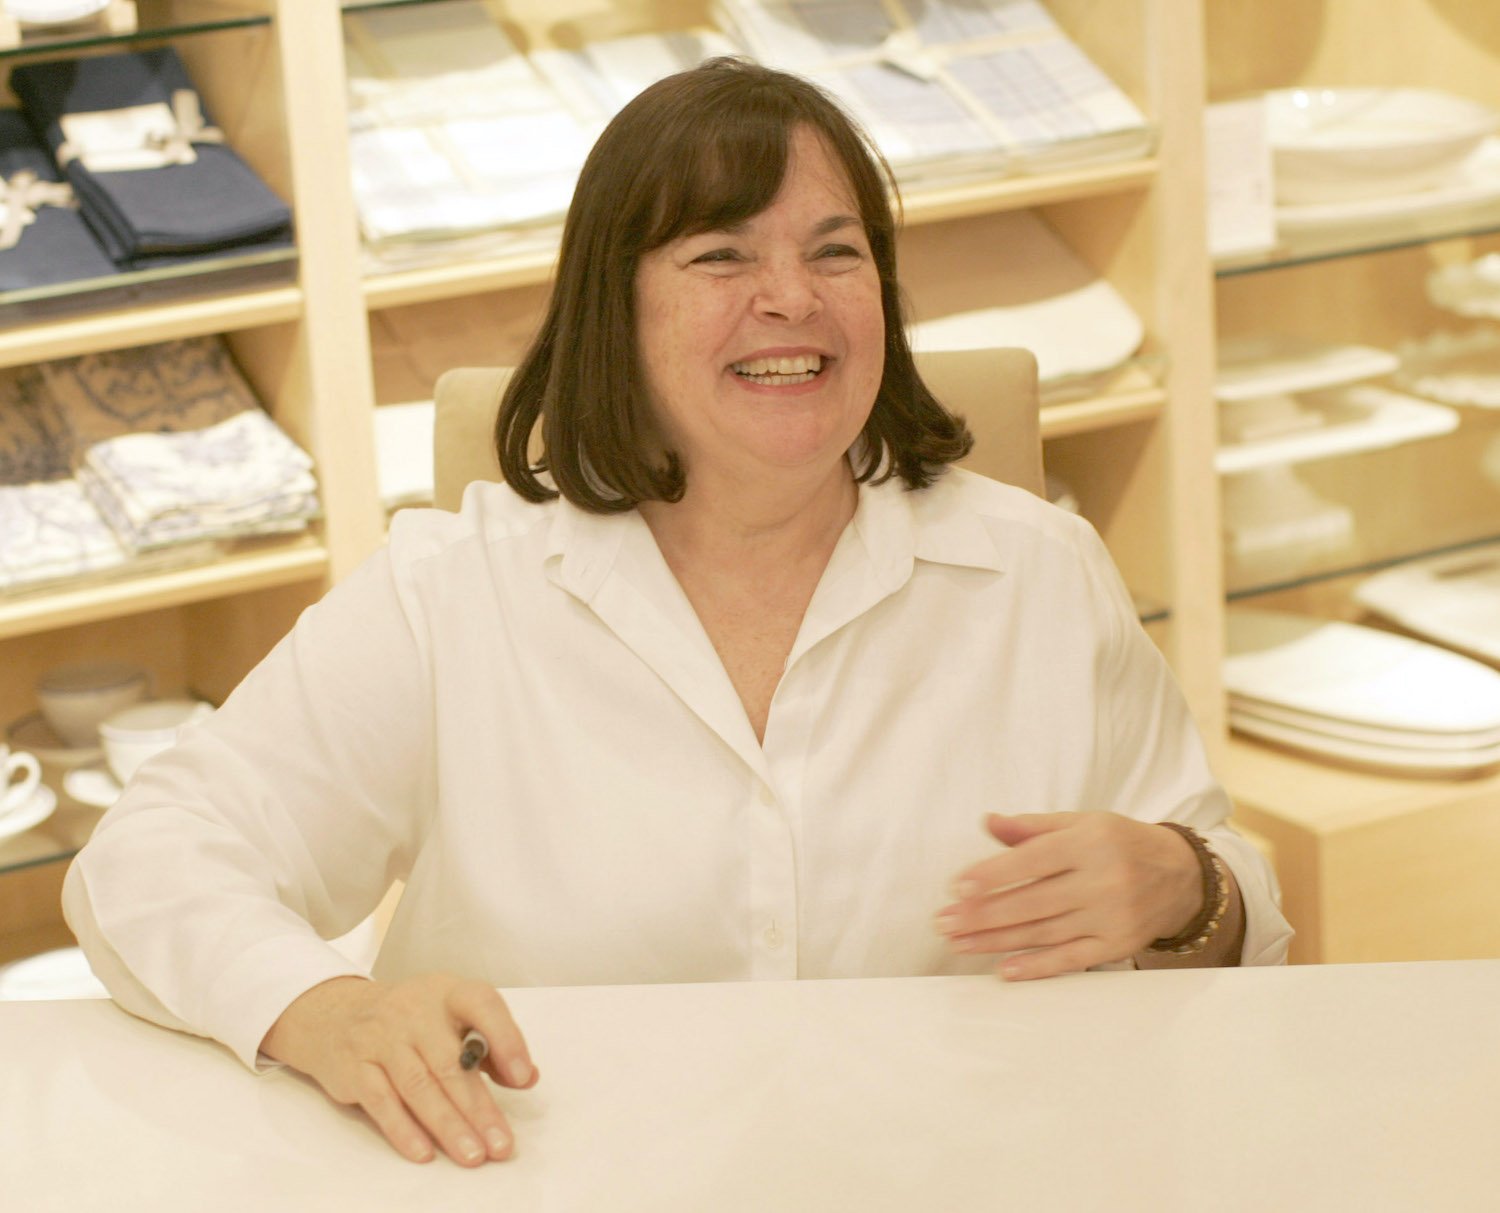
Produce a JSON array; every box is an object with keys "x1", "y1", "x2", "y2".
[{"x1": 459, "y1": 1028, "x2": 489, "y2": 1071}]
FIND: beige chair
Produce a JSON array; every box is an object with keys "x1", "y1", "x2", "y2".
[{"x1": 432, "y1": 346, "x2": 1043, "y2": 511}]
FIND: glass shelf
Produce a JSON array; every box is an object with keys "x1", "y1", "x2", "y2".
[
  {"x1": 0, "y1": 1, "x2": 267, "y2": 60},
  {"x1": 1215, "y1": 201, "x2": 1500, "y2": 278},
  {"x1": 0, "y1": 246, "x2": 298, "y2": 336},
  {"x1": 0, "y1": 796, "x2": 102, "y2": 881},
  {"x1": 1226, "y1": 529, "x2": 1500, "y2": 606},
  {"x1": 341, "y1": 0, "x2": 453, "y2": 12}
]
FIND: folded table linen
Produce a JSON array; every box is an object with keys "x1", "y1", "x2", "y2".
[
  {"x1": 0, "y1": 108, "x2": 116, "y2": 291},
  {"x1": 0, "y1": 477, "x2": 127, "y2": 589},
  {"x1": 9, "y1": 47, "x2": 292, "y2": 268}
]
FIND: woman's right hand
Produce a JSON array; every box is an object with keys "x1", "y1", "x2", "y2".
[{"x1": 259, "y1": 972, "x2": 538, "y2": 1165}]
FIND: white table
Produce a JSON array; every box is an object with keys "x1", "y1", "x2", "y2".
[{"x1": 4, "y1": 962, "x2": 1498, "y2": 1211}]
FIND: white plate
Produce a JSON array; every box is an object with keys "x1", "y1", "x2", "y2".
[
  {"x1": 1229, "y1": 708, "x2": 1500, "y2": 775},
  {"x1": 63, "y1": 765, "x2": 122, "y2": 810},
  {"x1": 1394, "y1": 329, "x2": 1500, "y2": 407},
  {"x1": 1354, "y1": 542, "x2": 1500, "y2": 666},
  {"x1": 1267, "y1": 87, "x2": 1500, "y2": 204},
  {"x1": 1215, "y1": 385, "x2": 1459, "y2": 474},
  {"x1": 5, "y1": 711, "x2": 104, "y2": 770},
  {"x1": 903, "y1": 209, "x2": 1143, "y2": 385},
  {"x1": 0, "y1": 946, "x2": 108, "y2": 1001},
  {"x1": 0, "y1": 783, "x2": 57, "y2": 843},
  {"x1": 1224, "y1": 608, "x2": 1500, "y2": 736},
  {"x1": 1276, "y1": 137, "x2": 1500, "y2": 232},
  {"x1": 1215, "y1": 334, "x2": 1399, "y2": 402},
  {"x1": 1230, "y1": 694, "x2": 1500, "y2": 751},
  {"x1": 4, "y1": 0, "x2": 110, "y2": 26}
]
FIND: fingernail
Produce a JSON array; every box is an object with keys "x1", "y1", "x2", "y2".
[
  {"x1": 485, "y1": 1127, "x2": 511, "y2": 1156},
  {"x1": 934, "y1": 911, "x2": 959, "y2": 935},
  {"x1": 458, "y1": 1135, "x2": 484, "y2": 1163},
  {"x1": 1000, "y1": 961, "x2": 1022, "y2": 980},
  {"x1": 408, "y1": 1137, "x2": 434, "y2": 1163},
  {"x1": 505, "y1": 1057, "x2": 533, "y2": 1087},
  {"x1": 954, "y1": 879, "x2": 980, "y2": 899}
]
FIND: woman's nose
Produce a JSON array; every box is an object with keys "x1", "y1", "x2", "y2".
[{"x1": 753, "y1": 259, "x2": 821, "y2": 323}]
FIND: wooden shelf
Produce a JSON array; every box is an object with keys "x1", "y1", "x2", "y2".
[
  {"x1": 0, "y1": 284, "x2": 303, "y2": 370},
  {"x1": 0, "y1": 533, "x2": 328, "y2": 641},
  {"x1": 1223, "y1": 736, "x2": 1500, "y2": 964}
]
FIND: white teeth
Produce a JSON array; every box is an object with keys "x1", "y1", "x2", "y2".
[{"x1": 731, "y1": 354, "x2": 823, "y2": 379}]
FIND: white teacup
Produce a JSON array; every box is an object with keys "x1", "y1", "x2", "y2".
[
  {"x1": 99, "y1": 699, "x2": 214, "y2": 786},
  {"x1": 1, "y1": 741, "x2": 42, "y2": 817}
]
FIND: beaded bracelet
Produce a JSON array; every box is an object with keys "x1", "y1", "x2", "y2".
[{"x1": 1146, "y1": 822, "x2": 1229, "y2": 955}]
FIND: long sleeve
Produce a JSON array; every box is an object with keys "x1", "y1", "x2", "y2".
[{"x1": 63, "y1": 544, "x2": 436, "y2": 1068}]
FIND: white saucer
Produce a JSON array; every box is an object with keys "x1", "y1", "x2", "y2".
[
  {"x1": 0, "y1": 783, "x2": 58, "y2": 843},
  {"x1": 62, "y1": 765, "x2": 122, "y2": 810},
  {"x1": 6, "y1": 711, "x2": 104, "y2": 770}
]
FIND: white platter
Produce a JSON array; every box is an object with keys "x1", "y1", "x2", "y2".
[
  {"x1": 0, "y1": 783, "x2": 57, "y2": 844},
  {"x1": 1224, "y1": 608, "x2": 1500, "y2": 737},
  {"x1": 1215, "y1": 334, "x2": 1398, "y2": 402},
  {"x1": 904, "y1": 209, "x2": 1143, "y2": 385},
  {"x1": 1230, "y1": 694, "x2": 1500, "y2": 752},
  {"x1": 1354, "y1": 542, "x2": 1500, "y2": 666},
  {"x1": 1394, "y1": 328, "x2": 1500, "y2": 407},
  {"x1": 1276, "y1": 136, "x2": 1500, "y2": 232},
  {"x1": 1229, "y1": 708, "x2": 1500, "y2": 775},
  {"x1": 1267, "y1": 87, "x2": 1500, "y2": 205},
  {"x1": 1215, "y1": 385, "x2": 1459, "y2": 474}
]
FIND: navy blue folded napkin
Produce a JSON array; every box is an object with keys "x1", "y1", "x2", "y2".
[
  {"x1": 0, "y1": 108, "x2": 117, "y2": 291},
  {"x1": 10, "y1": 48, "x2": 293, "y2": 268}
]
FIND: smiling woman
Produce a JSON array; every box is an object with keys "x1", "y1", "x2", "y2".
[
  {"x1": 496, "y1": 56, "x2": 972, "y2": 512},
  {"x1": 62, "y1": 56, "x2": 1292, "y2": 1173}
]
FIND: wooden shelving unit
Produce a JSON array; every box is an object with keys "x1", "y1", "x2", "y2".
[{"x1": 1206, "y1": 0, "x2": 1500, "y2": 964}]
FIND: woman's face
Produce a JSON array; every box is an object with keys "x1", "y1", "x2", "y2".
[{"x1": 633, "y1": 126, "x2": 885, "y2": 497}]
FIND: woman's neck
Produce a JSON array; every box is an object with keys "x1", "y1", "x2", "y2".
[{"x1": 638, "y1": 461, "x2": 858, "y2": 574}]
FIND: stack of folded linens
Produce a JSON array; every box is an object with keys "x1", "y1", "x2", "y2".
[
  {"x1": 35, "y1": 337, "x2": 319, "y2": 551},
  {"x1": 1225, "y1": 608, "x2": 1500, "y2": 775},
  {"x1": 8, "y1": 47, "x2": 292, "y2": 270},
  {"x1": 0, "y1": 108, "x2": 116, "y2": 290}
]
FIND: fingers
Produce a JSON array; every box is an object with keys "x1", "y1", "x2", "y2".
[{"x1": 268, "y1": 973, "x2": 537, "y2": 1167}]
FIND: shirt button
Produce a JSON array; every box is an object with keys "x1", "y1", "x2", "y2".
[{"x1": 764, "y1": 921, "x2": 783, "y2": 949}]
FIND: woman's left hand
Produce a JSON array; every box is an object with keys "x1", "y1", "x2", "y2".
[{"x1": 934, "y1": 811, "x2": 1203, "y2": 980}]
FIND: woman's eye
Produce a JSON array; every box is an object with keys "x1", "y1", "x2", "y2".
[
  {"x1": 816, "y1": 243, "x2": 862, "y2": 260},
  {"x1": 691, "y1": 248, "x2": 741, "y2": 264}
]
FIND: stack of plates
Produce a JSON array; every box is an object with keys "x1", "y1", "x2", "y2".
[
  {"x1": 1225, "y1": 608, "x2": 1500, "y2": 775},
  {"x1": 1354, "y1": 542, "x2": 1500, "y2": 667},
  {"x1": 1266, "y1": 87, "x2": 1500, "y2": 235}
]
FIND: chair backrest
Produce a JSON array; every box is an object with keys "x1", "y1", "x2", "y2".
[{"x1": 432, "y1": 346, "x2": 1043, "y2": 512}]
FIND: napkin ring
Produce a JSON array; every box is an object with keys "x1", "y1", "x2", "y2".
[{"x1": 1147, "y1": 822, "x2": 1228, "y2": 955}]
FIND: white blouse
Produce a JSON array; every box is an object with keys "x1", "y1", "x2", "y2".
[{"x1": 65, "y1": 468, "x2": 1291, "y2": 1068}]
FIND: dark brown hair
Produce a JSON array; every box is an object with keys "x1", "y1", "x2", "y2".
[{"x1": 497, "y1": 56, "x2": 972, "y2": 510}]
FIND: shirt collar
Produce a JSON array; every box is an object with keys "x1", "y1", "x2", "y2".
[{"x1": 543, "y1": 466, "x2": 1009, "y2": 603}]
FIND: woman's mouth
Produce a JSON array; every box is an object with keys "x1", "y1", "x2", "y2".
[{"x1": 730, "y1": 354, "x2": 824, "y2": 386}]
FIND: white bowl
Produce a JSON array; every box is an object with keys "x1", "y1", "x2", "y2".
[
  {"x1": 98, "y1": 699, "x2": 213, "y2": 785},
  {"x1": 1267, "y1": 87, "x2": 1499, "y2": 204},
  {"x1": 36, "y1": 661, "x2": 149, "y2": 749}
]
